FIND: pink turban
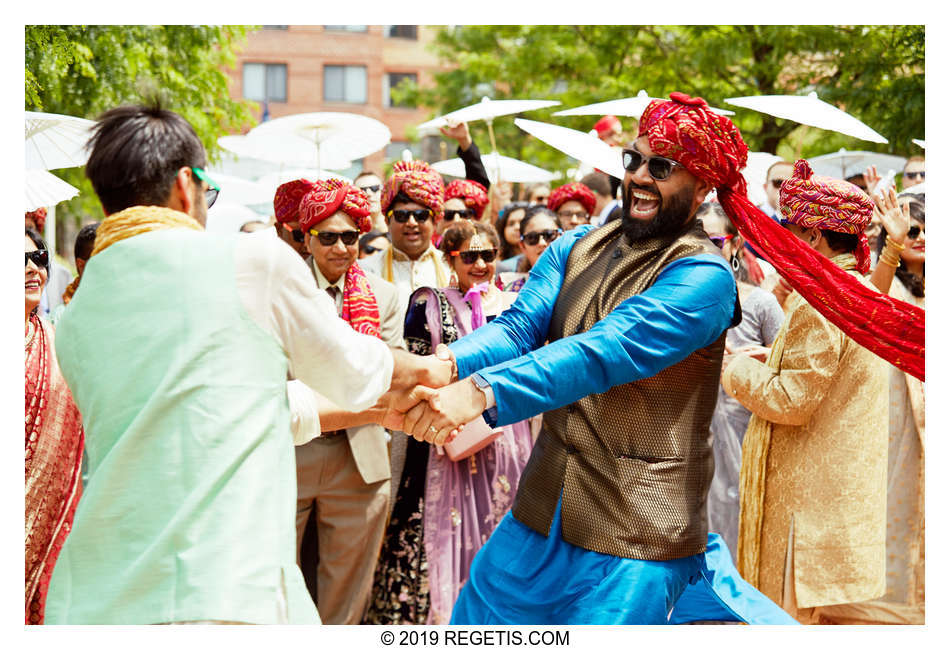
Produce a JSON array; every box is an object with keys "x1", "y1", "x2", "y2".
[
  {"x1": 547, "y1": 182, "x2": 596, "y2": 215},
  {"x1": 381, "y1": 160, "x2": 445, "y2": 222},
  {"x1": 298, "y1": 179, "x2": 373, "y2": 234}
]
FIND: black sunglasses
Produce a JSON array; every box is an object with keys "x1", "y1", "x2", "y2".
[
  {"x1": 905, "y1": 171, "x2": 925, "y2": 181},
  {"x1": 191, "y1": 167, "x2": 220, "y2": 209},
  {"x1": 770, "y1": 178, "x2": 790, "y2": 189},
  {"x1": 25, "y1": 249, "x2": 49, "y2": 269},
  {"x1": 907, "y1": 225, "x2": 923, "y2": 239},
  {"x1": 521, "y1": 229, "x2": 562, "y2": 246},
  {"x1": 310, "y1": 230, "x2": 360, "y2": 246},
  {"x1": 451, "y1": 248, "x2": 497, "y2": 264},
  {"x1": 358, "y1": 184, "x2": 381, "y2": 194},
  {"x1": 444, "y1": 208, "x2": 476, "y2": 221},
  {"x1": 388, "y1": 208, "x2": 432, "y2": 223},
  {"x1": 362, "y1": 245, "x2": 384, "y2": 255},
  {"x1": 622, "y1": 148, "x2": 682, "y2": 181},
  {"x1": 282, "y1": 223, "x2": 305, "y2": 243}
]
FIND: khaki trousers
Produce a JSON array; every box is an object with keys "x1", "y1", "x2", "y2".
[{"x1": 295, "y1": 435, "x2": 389, "y2": 625}]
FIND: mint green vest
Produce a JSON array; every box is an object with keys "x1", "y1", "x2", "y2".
[{"x1": 46, "y1": 229, "x2": 319, "y2": 624}]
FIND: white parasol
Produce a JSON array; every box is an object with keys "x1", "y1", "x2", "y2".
[
  {"x1": 553, "y1": 89, "x2": 734, "y2": 118},
  {"x1": 25, "y1": 111, "x2": 96, "y2": 170},
  {"x1": 205, "y1": 169, "x2": 275, "y2": 206},
  {"x1": 724, "y1": 92, "x2": 888, "y2": 144},
  {"x1": 432, "y1": 152, "x2": 555, "y2": 184},
  {"x1": 256, "y1": 168, "x2": 350, "y2": 200},
  {"x1": 26, "y1": 169, "x2": 80, "y2": 212},
  {"x1": 218, "y1": 133, "x2": 353, "y2": 171},
  {"x1": 205, "y1": 200, "x2": 269, "y2": 234},
  {"x1": 248, "y1": 112, "x2": 390, "y2": 172},
  {"x1": 912, "y1": 139, "x2": 925, "y2": 149},
  {"x1": 417, "y1": 97, "x2": 561, "y2": 134},
  {"x1": 805, "y1": 148, "x2": 906, "y2": 180},
  {"x1": 514, "y1": 118, "x2": 625, "y2": 180}
]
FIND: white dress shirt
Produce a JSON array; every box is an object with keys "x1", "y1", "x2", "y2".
[{"x1": 359, "y1": 244, "x2": 450, "y2": 317}]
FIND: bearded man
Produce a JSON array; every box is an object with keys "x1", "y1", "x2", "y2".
[{"x1": 400, "y1": 93, "x2": 796, "y2": 625}]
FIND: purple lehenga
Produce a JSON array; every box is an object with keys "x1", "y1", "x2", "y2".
[{"x1": 365, "y1": 286, "x2": 532, "y2": 625}]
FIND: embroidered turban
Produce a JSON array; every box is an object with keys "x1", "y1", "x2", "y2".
[
  {"x1": 273, "y1": 179, "x2": 317, "y2": 224},
  {"x1": 638, "y1": 92, "x2": 749, "y2": 192},
  {"x1": 444, "y1": 179, "x2": 489, "y2": 218},
  {"x1": 547, "y1": 182, "x2": 597, "y2": 215},
  {"x1": 26, "y1": 208, "x2": 47, "y2": 231},
  {"x1": 381, "y1": 160, "x2": 445, "y2": 222},
  {"x1": 298, "y1": 179, "x2": 373, "y2": 233},
  {"x1": 780, "y1": 159, "x2": 874, "y2": 273},
  {"x1": 635, "y1": 92, "x2": 923, "y2": 383},
  {"x1": 593, "y1": 115, "x2": 621, "y2": 137}
]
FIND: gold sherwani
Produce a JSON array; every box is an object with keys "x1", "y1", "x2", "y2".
[{"x1": 724, "y1": 254, "x2": 888, "y2": 615}]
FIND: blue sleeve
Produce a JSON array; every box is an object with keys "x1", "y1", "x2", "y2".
[
  {"x1": 474, "y1": 253, "x2": 737, "y2": 426},
  {"x1": 450, "y1": 226, "x2": 591, "y2": 378}
]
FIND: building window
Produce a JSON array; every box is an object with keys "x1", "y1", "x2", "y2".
[
  {"x1": 384, "y1": 73, "x2": 418, "y2": 108},
  {"x1": 243, "y1": 63, "x2": 287, "y2": 103},
  {"x1": 325, "y1": 25, "x2": 368, "y2": 32},
  {"x1": 386, "y1": 25, "x2": 418, "y2": 39},
  {"x1": 323, "y1": 65, "x2": 367, "y2": 104}
]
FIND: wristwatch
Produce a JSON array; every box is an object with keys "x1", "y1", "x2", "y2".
[{"x1": 470, "y1": 373, "x2": 498, "y2": 427}]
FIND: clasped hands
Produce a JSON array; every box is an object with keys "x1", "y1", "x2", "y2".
[{"x1": 381, "y1": 345, "x2": 488, "y2": 446}]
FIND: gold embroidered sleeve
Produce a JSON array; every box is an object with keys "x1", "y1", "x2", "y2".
[{"x1": 725, "y1": 299, "x2": 843, "y2": 426}]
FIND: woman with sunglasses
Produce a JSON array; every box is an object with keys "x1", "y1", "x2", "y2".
[
  {"x1": 25, "y1": 228, "x2": 84, "y2": 624},
  {"x1": 366, "y1": 221, "x2": 532, "y2": 625},
  {"x1": 852, "y1": 188, "x2": 926, "y2": 624},
  {"x1": 497, "y1": 206, "x2": 562, "y2": 293},
  {"x1": 697, "y1": 203, "x2": 784, "y2": 563}
]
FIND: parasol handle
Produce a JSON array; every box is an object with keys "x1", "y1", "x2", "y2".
[{"x1": 486, "y1": 118, "x2": 502, "y2": 183}]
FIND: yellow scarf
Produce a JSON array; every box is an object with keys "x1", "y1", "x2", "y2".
[
  {"x1": 380, "y1": 243, "x2": 449, "y2": 288},
  {"x1": 92, "y1": 206, "x2": 202, "y2": 257}
]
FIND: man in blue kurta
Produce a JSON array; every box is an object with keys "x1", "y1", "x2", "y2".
[{"x1": 402, "y1": 93, "x2": 796, "y2": 625}]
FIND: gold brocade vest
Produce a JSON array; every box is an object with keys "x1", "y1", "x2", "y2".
[{"x1": 510, "y1": 218, "x2": 739, "y2": 560}]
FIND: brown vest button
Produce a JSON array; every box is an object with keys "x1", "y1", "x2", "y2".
[
  {"x1": 567, "y1": 405, "x2": 576, "y2": 414},
  {"x1": 565, "y1": 444, "x2": 578, "y2": 454},
  {"x1": 612, "y1": 249, "x2": 622, "y2": 258}
]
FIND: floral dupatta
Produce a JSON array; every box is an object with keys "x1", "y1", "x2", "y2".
[{"x1": 25, "y1": 314, "x2": 84, "y2": 624}]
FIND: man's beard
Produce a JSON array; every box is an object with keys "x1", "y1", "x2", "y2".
[{"x1": 620, "y1": 181, "x2": 695, "y2": 242}]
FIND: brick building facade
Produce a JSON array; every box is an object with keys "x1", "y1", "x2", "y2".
[{"x1": 225, "y1": 25, "x2": 448, "y2": 175}]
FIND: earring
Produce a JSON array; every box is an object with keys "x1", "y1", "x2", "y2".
[{"x1": 730, "y1": 252, "x2": 741, "y2": 272}]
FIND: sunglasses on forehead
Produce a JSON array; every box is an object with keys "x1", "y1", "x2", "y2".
[
  {"x1": 621, "y1": 149, "x2": 682, "y2": 181},
  {"x1": 25, "y1": 249, "x2": 49, "y2": 269},
  {"x1": 521, "y1": 229, "x2": 562, "y2": 246},
  {"x1": 444, "y1": 208, "x2": 476, "y2": 221},
  {"x1": 282, "y1": 222, "x2": 305, "y2": 243},
  {"x1": 309, "y1": 229, "x2": 361, "y2": 246},
  {"x1": 388, "y1": 208, "x2": 432, "y2": 223},
  {"x1": 450, "y1": 248, "x2": 497, "y2": 264}
]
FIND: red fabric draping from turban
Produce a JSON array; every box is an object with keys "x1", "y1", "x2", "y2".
[
  {"x1": 593, "y1": 115, "x2": 621, "y2": 137},
  {"x1": 27, "y1": 208, "x2": 47, "y2": 231},
  {"x1": 639, "y1": 92, "x2": 924, "y2": 381},
  {"x1": 780, "y1": 159, "x2": 874, "y2": 273},
  {"x1": 298, "y1": 179, "x2": 373, "y2": 234},
  {"x1": 444, "y1": 179, "x2": 489, "y2": 219},
  {"x1": 547, "y1": 182, "x2": 597, "y2": 215},
  {"x1": 381, "y1": 160, "x2": 445, "y2": 222},
  {"x1": 273, "y1": 179, "x2": 317, "y2": 224}
]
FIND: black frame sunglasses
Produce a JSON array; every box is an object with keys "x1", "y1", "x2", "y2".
[
  {"x1": 444, "y1": 208, "x2": 476, "y2": 221},
  {"x1": 25, "y1": 249, "x2": 50, "y2": 269},
  {"x1": 622, "y1": 148, "x2": 682, "y2": 181},
  {"x1": 907, "y1": 225, "x2": 923, "y2": 239},
  {"x1": 770, "y1": 178, "x2": 790, "y2": 189},
  {"x1": 521, "y1": 229, "x2": 562, "y2": 246},
  {"x1": 388, "y1": 208, "x2": 433, "y2": 223},
  {"x1": 310, "y1": 229, "x2": 361, "y2": 246},
  {"x1": 282, "y1": 223, "x2": 305, "y2": 243},
  {"x1": 358, "y1": 184, "x2": 381, "y2": 195},
  {"x1": 451, "y1": 248, "x2": 498, "y2": 264}
]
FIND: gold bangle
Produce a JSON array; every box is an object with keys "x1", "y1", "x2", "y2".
[
  {"x1": 878, "y1": 251, "x2": 901, "y2": 268},
  {"x1": 884, "y1": 235, "x2": 906, "y2": 252}
]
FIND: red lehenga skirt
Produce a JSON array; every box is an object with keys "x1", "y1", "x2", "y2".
[{"x1": 25, "y1": 313, "x2": 84, "y2": 624}]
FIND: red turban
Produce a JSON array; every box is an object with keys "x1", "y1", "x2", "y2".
[
  {"x1": 26, "y1": 208, "x2": 47, "y2": 231},
  {"x1": 298, "y1": 179, "x2": 373, "y2": 234},
  {"x1": 381, "y1": 160, "x2": 445, "y2": 222},
  {"x1": 780, "y1": 160, "x2": 874, "y2": 273},
  {"x1": 547, "y1": 182, "x2": 597, "y2": 215},
  {"x1": 273, "y1": 179, "x2": 316, "y2": 225},
  {"x1": 638, "y1": 92, "x2": 924, "y2": 381},
  {"x1": 444, "y1": 179, "x2": 489, "y2": 218},
  {"x1": 593, "y1": 115, "x2": 621, "y2": 137}
]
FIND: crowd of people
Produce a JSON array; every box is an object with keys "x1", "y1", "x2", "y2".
[{"x1": 25, "y1": 93, "x2": 925, "y2": 626}]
